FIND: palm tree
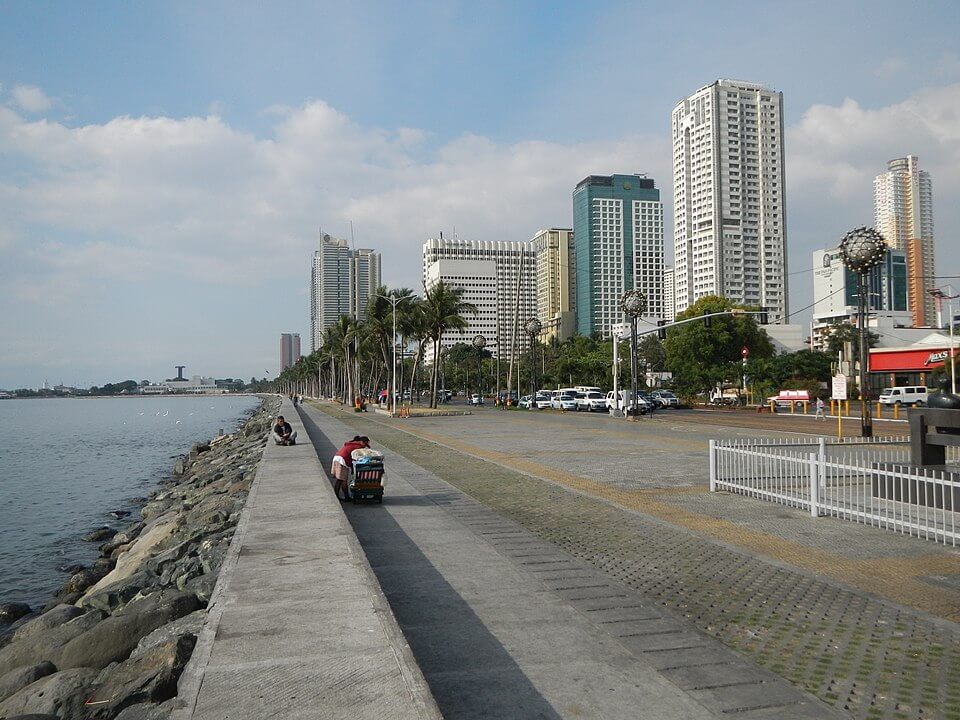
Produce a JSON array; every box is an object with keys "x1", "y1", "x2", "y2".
[{"x1": 421, "y1": 281, "x2": 478, "y2": 408}]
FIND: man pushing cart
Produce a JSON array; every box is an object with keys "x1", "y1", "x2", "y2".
[{"x1": 330, "y1": 435, "x2": 386, "y2": 503}]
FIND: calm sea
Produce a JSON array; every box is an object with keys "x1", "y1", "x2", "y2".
[{"x1": 0, "y1": 395, "x2": 262, "y2": 608}]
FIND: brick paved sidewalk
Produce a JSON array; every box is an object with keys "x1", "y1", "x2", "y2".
[{"x1": 313, "y1": 402, "x2": 960, "y2": 720}]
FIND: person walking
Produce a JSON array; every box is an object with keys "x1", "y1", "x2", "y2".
[{"x1": 815, "y1": 396, "x2": 826, "y2": 421}]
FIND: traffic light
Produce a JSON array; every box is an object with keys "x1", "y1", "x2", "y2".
[
  {"x1": 703, "y1": 314, "x2": 712, "y2": 329},
  {"x1": 657, "y1": 319, "x2": 667, "y2": 340},
  {"x1": 758, "y1": 308, "x2": 769, "y2": 325}
]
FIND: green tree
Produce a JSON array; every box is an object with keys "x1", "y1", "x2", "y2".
[
  {"x1": 824, "y1": 321, "x2": 879, "y2": 361},
  {"x1": 421, "y1": 281, "x2": 477, "y2": 408},
  {"x1": 663, "y1": 296, "x2": 774, "y2": 399}
]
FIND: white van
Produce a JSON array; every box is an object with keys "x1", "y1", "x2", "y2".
[{"x1": 878, "y1": 386, "x2": 929, "y2": 406}]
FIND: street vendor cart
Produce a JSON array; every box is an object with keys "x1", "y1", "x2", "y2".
[{"x1": 350, "y1": 448, "x2": 385, "y2": 503}]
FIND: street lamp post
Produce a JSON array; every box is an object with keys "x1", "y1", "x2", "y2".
[
  {"x1": 524, "y1": 318, "x2": 542, "y2": 404},
  {"x1": 619, "y1": 289, "x2": 647, "y2": 419},
  {"x1": 375, "y1": 293, "x2": 401, "y2": 417},
  {"x1": 839, "y1": 227, "x2": 887, "y2": 438},
  {"x1": 472, "y1": 334, "x2": 487, "y2": 398}
]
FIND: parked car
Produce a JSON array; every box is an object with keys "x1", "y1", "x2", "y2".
[
  {"x1": 469, "y1": 393, "x2": 484, "y2": 406},
  {"x1": 650, "y1": 390, "x2": 679, "y2": 408},
  {"x1": 604, "y1": 390, "x2": 650, "y2": 414},
  {"x1": 518, "y1": 395, "x2": 533, "y2": 409},
  {"x1": 576, "y1": 391, "x2": 607, "y2": 412},
  {"x1": 878, "y1": 386, "x2": 929, "y2": 406},
  {"x1": 550, "y1": 392, "x2": 578, "y2": 411},
  {"x1": 534, "y1": 392, "x2": 552, "y2": 409}
]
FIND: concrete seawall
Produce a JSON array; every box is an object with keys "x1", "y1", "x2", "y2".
[{"x1": 176, "y1": 398, "x2": 440, "y2": 720}]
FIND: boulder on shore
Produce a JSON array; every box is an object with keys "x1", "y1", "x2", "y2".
[
  {"x1": 0, "y1": 603, "x2": 32, "y2": 626},
  {"x1": 56, "y1": 590, "x2": 200, "y2": 670},
  {"x1": 0, "y1": 667, "x2": 98, "y2": 720},
  {"x1": 83, "y1": 526, "x2": 118, "y2": 542},
  {"x1": 0, "y1": 661, "x2": 57, "y2": 703},
  {"x1": 85, "y1": 634, "x2": 196, "y2": 718}
]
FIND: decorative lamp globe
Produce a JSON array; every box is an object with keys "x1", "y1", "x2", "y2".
[
  {"x1": 472, "y1": 334, "x2": 487, "y2": 349},
  {"x1": 524, "y1": 318, "x2": 542, "y2": 337},
  {"x1": 619, "y1": 289, "x2": 647, "y2": 318},
  {"x1": 839, "y1": 227, "x2": 887, "y2": 273}
]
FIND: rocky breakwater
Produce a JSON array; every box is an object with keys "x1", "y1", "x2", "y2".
[{"x1": 0, "y1": 396, "x2": 280, "y2": 720}]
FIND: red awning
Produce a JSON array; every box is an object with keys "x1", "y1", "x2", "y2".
[{"x1": 869, "y1": 347, "x2": 957, "y2": 372}]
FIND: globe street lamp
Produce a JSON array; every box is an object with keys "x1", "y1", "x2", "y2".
[
  {"x1": 524, "y1": 318, "x2": 542, "y2": 403},
  {"x1": 839, "y1": 227, "x2": 887, "y2": 437},
  {"x1": 472, "y1": 334, "x2": 487, "y2": 399},
  {"x1": 619, "y1": 289, "x2": 647, "y2": 418}
]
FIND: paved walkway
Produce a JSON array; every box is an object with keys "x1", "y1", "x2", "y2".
[
  {"x1": 308, "y1": 401, "x2": 960, "y2": 720},
  {"x1": 300, "y1": 403, "x2": 843, "y2": 719},
  {"x1": 179, "y1": 398, "x2": 440, "y2": 720}
]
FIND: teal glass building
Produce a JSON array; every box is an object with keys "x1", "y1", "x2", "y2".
[{"x1": 572, "y1": 174, "x2": 664, "y2": 337}]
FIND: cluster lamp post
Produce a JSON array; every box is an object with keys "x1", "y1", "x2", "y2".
[
  {"x1": 472, "y1": 334, "x2": 487, "y2": 398},
  {"x1": 839, "y1": 227, "x2": 887, "y2": 438},
  {"x1": 619, "y1": 289, "x2": 647, "y2": 418}
]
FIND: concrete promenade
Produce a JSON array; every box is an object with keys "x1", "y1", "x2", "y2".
[
  {"x1": 299, "y1": 403, "x2": 844, "y2": 719},
  {"x1": 178, "y1": 398, "x2": 440, "y2": 720},
  {"x1": 306, "y1": 401, "x2": 960, "y2": 720}
]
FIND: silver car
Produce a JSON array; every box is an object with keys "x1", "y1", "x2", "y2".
[{"x1": 551, "y1": 392, "x2": 577, "y2": 411}]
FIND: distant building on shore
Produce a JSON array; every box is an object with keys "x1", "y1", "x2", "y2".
[
  {"x1": 874, "y1": 155, "x2": 935, "y2": 327},
  {"x1": 310, "y1": 233, "x2": 382, "y2": 352},
  {"x1": 672, "y1": 79, "x2": 788, "y2": 323},
  {"x1": 280, "y1": 333, "x2": 301, "y2": 371},
  {"x1": 531, "y1": 228, "x2": 576, "y2": 343},
  {"x1": 422, "y1": 237, "x2": 536, "y2": 358}
]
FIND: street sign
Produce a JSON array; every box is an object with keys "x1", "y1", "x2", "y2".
[{"x1": 832, "y1": 374, "x2": 848, "y2": 400}]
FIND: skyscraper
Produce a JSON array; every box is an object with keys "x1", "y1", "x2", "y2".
[
  {"x1": 874, "y1": 156, "x2": 935, "y2": 326},
  {"x1": 280, "y1": 333, "x2": 301, "y2": 371},
  {"x1": 572, "y1": 174, "x2": 664, "y2": 337},
  {"x1": 422, "y1": 237, "x2": 536, "y2": 358},
  {"x1": 310, "y1": 233, "x2": 382, "y2": 352},
  {"x1": 672, "y1": 80, "x2": 788, "y2": 321},
  {"x1": 663, "y1": 267, "x2": 675, "y2": 323},
  {"x1": 531, "y1": 228, "x2": 576, "y2": 342}
]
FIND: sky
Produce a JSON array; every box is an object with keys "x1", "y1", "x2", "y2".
[{"x1": 2, "y1": 0, "x2": 959, "y2": 388}]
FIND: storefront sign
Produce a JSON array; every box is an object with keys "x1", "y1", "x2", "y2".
[{"x1": 869, "y1": 347, "x2": 957, "y2": 372}]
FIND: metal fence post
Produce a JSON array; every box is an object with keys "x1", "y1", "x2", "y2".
[
  {"x1": 809, "y1": 453, "x2": 820, "y2": 518},
  {"x1": 709, "y1": 439, "x2": 717, "y2": 492}
]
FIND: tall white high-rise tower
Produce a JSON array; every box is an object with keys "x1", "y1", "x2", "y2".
[
  {"x1": 874, "y1": 155, "x2": 935, "y2": 327},
  {"x1": 672, "y1": 80, "x2": 788, "y2": 321},
  {"x1": 310, "y1": 234, "x2": 381, "y2": 352}
]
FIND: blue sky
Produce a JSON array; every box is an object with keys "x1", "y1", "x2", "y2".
[{"x1": 1, "y1": 1, "x2": 959, "y2": 387}]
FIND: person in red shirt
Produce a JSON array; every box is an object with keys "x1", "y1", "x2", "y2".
[{"x1": 331, "y1": 435, "x2": 369, "y2": 501}]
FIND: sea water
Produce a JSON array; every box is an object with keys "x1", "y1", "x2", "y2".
[{"x1": 0, "y1": 395, "x2": 261, "y2": 607}]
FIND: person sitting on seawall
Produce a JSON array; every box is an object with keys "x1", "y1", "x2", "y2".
[
  {"x1": 331, "y1": 435, "x2": 369, "y2": 501},
  {"x1": 272, "y1": 416, "x2": 297, "y2": 446}
]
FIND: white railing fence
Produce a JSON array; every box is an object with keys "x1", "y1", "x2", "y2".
[{"x1": 710, "y1": 436, "x2": 960, "y2": 545}]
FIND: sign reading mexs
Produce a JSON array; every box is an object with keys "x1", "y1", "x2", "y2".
[{"x1": 869, "y1": 347, "x2": 958, "y2": 372}]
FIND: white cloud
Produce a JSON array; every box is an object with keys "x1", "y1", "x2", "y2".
[
  {"x1": 1, "y1": 85, "x2": 958, "y2": 381},
  {"x1": 10, "y1": 84, "x2": 53, "y2": 113},
  {"x1": 0, "y1": 99, "x2": 668, "y2": 301}
]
